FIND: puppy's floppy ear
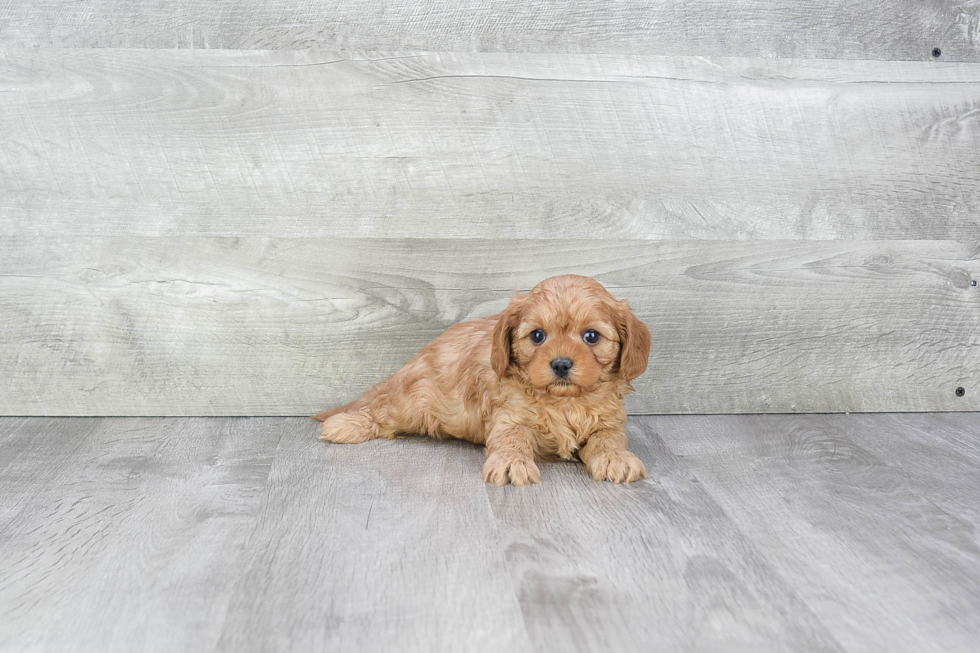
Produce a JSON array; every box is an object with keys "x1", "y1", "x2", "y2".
[
  {"x1": 616, "y1": 299, "x2": 651, "y2": 381},
  {"x1": 491, "y1": 293, "x2": 525, "y2": 378}
]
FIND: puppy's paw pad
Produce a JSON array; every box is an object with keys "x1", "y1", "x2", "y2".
[
  {"x1": 483, "y1": 453, "x2": 541, "y2": 486},
  {"x1": 319, "y1": 411, "x2": 377, "y2": 444},
  {"x1": 587, "y1": 451, "x2": 648, "y2": 484}
]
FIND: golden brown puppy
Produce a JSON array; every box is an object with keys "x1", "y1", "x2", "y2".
[{"x1": 313, "y1": 274, "x2": 651, "y2": 486}]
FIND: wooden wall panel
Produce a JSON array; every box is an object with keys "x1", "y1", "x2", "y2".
[
  {"x1": 2, "y1": 3, "x2": 978, "y2": 416},
  {"x1": 1, "y1": 1, "x2": 978, "y2": 61},
  {"x1": 2, "y1": 50, "x2": 979, "y2": 240},
  {"x1": 2, "y1": 238, "x2": 977, "y2": 416}
]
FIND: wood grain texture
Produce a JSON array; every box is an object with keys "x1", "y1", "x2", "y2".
[
  {"x1": 791, "y1": 413, "x2": 980, "y2": 527},
  {"x1": 1, "y1": 237, "x2": 977, "y2": 416},
  {"x1": 4, "y1": 414, "x2": 980, "y2": 651},
  {"x1": 2, "y1": 49, "x2": 980, "y2": 240},
  {"x1": 486, "y1": 421, "x2": 843, "y2": 652},
  {"x1": 1, "y1": 1, "x2": 978, "y2": 61},
  {"x1": 215, "y1": 427, "x2": 530, "y2": 652},
  {"x1": 653, "y1": 414, "x2": 980, "y2": 653},
  {"x1": 0, "y1": 417, "x2": 284, "y2": 652}
]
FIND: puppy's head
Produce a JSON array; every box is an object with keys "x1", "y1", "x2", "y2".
[{"x1": 491, "y1": 275, "x2": 651, "y2": 397}]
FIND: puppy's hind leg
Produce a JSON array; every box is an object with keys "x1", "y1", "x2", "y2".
[
  {"x1": 315, "y1": 359, "x2": 432, "y2": 444},
  {"x1": 319, "y1": 407, "x2": 380, "y2": 444},
  {"x1": 313, "y1": 389, "x2": 384, "y2": 445},
  {"x1": 315, "y1": 380, "x2": 406, "y2": 445}
]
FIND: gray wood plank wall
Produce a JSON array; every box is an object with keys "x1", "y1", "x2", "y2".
[
  {"x1": 4, "y1": 52, "x2": 980, "y2": 240},
  {"x1": 2, "y1": 238, "x2": 977, "y2": 415},
  {"x1": 1, "y1": 2, "x2": 978, "y2": 415},
  {"x1": 2, "y1": 1, "x2": 979, "y2": 61}
]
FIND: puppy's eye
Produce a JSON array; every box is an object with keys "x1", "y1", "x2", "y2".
[
  {"x1": 583, "y1": 329, "x2": 600, "y2": 345},
  {"x1": 530, "y1": 329, "x2": 546, "y2": 345}
]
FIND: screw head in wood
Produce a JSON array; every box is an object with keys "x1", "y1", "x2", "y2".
[
  {"x1": 972, "y1": 280, "x2": 978, "y2": 287},
  {"x1": 932, "y1": 47, "x2": 942, "y2": 58},
  {"x1": 955, "y1": 387, "x2": 966, "y2": 397}
]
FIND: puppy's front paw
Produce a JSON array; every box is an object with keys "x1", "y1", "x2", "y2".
[
  {"x1": 319, "y1": 411, "x2": 377, "y2": 444},
  {"x1": 586, "y1": 450, "x2": 648, "y2": 484},
  {"x1": 483, "y1": 452, "x2": 541, "y2": 487}
]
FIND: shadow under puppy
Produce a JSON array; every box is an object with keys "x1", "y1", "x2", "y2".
[{"x1": 313, "y1": 274, "x2": 651, "y2": 486}]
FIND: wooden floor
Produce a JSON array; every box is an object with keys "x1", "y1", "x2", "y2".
[{"x1": 1, "y1": 414, "x2": 979, "y2": 652}]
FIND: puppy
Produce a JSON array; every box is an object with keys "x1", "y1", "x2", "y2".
[{"x1": 313, "y1": 274, "x2": 651, "y2": 486}]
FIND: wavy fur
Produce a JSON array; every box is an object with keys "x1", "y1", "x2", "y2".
[{"x1": 314, "y1": 275, "x2": 651, "y2": 486}]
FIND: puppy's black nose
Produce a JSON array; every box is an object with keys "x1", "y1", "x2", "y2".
[{"x1": 551, "y1": 357, "x2": 573, "y2": 378}]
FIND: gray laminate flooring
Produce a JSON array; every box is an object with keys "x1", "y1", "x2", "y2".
[{"x1": 1, "y1": 414, "x2": 979, "y2": 652}]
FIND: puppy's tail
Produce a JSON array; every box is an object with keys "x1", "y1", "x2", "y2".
[{"x1": 310, "y1": 397, "x2": 367, "y2": 422}]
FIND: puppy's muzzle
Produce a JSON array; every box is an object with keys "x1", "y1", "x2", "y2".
[{"x1": 550, "y1": 357, "x2": 573, "y2": 378}]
